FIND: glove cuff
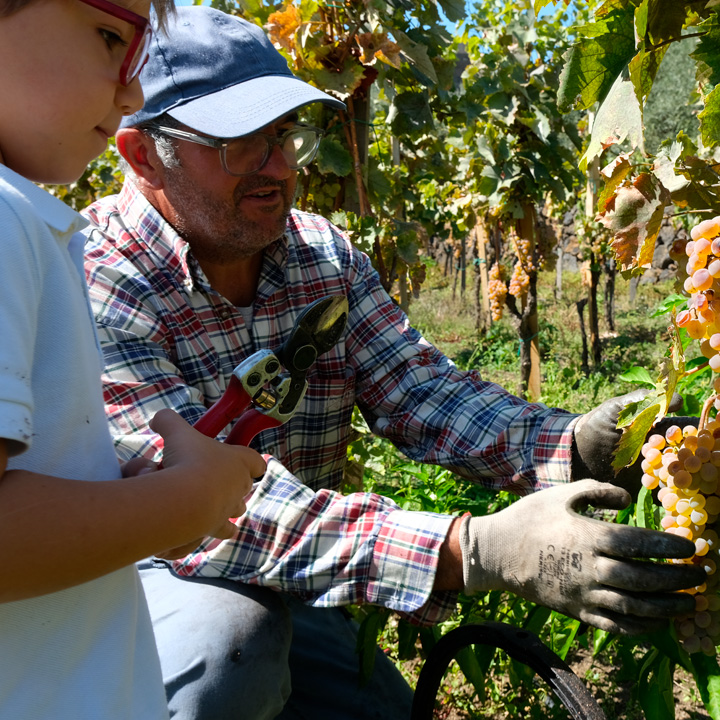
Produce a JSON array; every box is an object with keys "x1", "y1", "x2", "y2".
[{"x1": 459, "y1": 513, "x2": 505, "y2": 595}]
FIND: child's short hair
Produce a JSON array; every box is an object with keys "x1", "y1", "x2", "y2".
[{"x1": 1, "y1": 0, "x2": 174, "y2": 28}]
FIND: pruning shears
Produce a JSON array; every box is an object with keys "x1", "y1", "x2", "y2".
[{"x1": 192, "y1": 295, "x2": 349, "y2": 446}]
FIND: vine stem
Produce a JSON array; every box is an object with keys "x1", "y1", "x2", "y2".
[
  {"x1": 685, "y1": 361, "x2": 709, "y2": 376},
  {"x1": 699, "y1": 393, "x2": 718, "y2": 431}
]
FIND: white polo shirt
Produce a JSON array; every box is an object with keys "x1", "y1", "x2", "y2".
[{"x1": 0, "y1": 166, "x2": 168, "y2": 720}]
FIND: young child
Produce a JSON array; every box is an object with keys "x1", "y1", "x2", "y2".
[{"x1": 0, "y1": 1, "x2": 266, "y2": 718}]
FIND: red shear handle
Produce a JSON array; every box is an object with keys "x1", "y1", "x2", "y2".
[
  {"x1": 193, "y1": 375, "x2": 254, "y2": 439},
  {"x1": 224, "y1": 407, "x2": 283, "y2": 446}
]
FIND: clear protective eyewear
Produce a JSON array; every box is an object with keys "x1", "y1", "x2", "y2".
[
  {"x1": 153, "y1": 124, "x2": 325, "y2": 176},
  {"x1": 78, "y1": 0, "x2": 153, "y2": 86}
]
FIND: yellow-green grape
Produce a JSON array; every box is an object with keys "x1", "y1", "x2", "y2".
[
  {"x1": 488, "y1": 263, "x2": 507, "y2": 322},
  {"x1": 643, "y1": 407, "x2": 720, "y2": 654}
]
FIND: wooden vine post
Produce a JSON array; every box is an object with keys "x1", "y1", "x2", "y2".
[
  {"x1": 474, "y1": 219, "x2": 490, "y2": 332},
  {"x1": 517, "y1": 205, "x2": 541, "y2": 402},
  {"x1": 585, "y1": 154, "x2": 602, "y2": 367}
]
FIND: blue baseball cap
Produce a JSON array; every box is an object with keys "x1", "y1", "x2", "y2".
[{"x1": 121, "y1": 6, "x2": 345, "y2": 137}]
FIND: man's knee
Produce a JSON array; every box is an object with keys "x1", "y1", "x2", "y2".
[{"x1": 140, "y1": 564, "x2": 292, "y2": 720}]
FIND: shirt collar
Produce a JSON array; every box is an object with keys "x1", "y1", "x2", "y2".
[
  {"x1": 118, "y1": 180, "x2": 195, "y2": 289},
  {"x1": 0, "y1": 165, "x2": 87, "y2": 241}
]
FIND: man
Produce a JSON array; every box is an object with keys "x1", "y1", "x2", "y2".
[{"x1": 83, "y1": 7, "x2": 705, "y2": 720}]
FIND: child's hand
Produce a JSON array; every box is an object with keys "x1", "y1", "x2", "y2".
[
  {"x1": 150, "y1": 408, "x2": 266, "y2": 544},
  {"x1": 121, "y1": 457, "x2": 157, "y2": 478}
]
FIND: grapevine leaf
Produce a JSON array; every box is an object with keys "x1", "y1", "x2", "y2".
[
  {"x1": 557, "y1": 4, "x2": 637, "y2": 112},
  {"x1": 598, "y1": 172, "x2": 671, "y2": 274},
  {"x1": 628, "y1": 44, "x2": 668, "y2": 107},
  {"x1": 313, "y1": 62, "x2": 366, "y2": 100},
  {"x1": 581, "y1": 74, "x2": 643, "y2": 169},
  {"x1": 618, "y1": 366, "x2": 654, "y2": 386},
  {"x1": 598, "y1": 152, "x2": 633, "y2": 213},
  {"x1": 316, "y1": 136, "x2": 353, "y2": 177},
  {"x1": 690, "y1": 653, "x2": 720, "y2": 720},
  {"x1": 266, "y1": 4, "x2": 301, "y2": 53},
  {"x1": 392, "y1": 30, "x2": 439, "y2": 85},
  {"x1": 437, "y1": 0, "x2": 466, "y2": 24},
  {"x1": 645, "y1": 0, "x2": 686, "y2": 45},
  {"x1": 613, "y1": 402, "x2": 660, "y2": 471},
  {"x1": 534, "y1": 0, "x2": 566, "y2": 15},
  {"x1": 699, "y1": 83, "x2": 720, "y2": 149},
  {"x1": 691, "y1": 14, "x2": 720, "y2": 87}
]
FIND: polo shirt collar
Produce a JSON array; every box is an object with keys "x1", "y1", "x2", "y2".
[{"x1": 0, "y1": 165, "x2": 87, "y2": 240}]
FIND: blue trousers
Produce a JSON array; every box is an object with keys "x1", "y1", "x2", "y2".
[{"x1": 139, "y1": 561, "x2": 414, "y2": 719}]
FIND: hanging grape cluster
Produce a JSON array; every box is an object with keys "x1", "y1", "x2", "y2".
[
  {"x1": 508, "y1": 232, "x2": 534, "y2": 303},
  {"x1": 636, "y1": 215, "x2": 720, "y2": 656},
  {"x1": 676, "y1": 217, "x2": 720, "y2": 415},
  {"x1": 640, "y1": 423, "x2": 720, "y2": 655},
  {"x1": 488, "y1": 263, "x2": 507, "y2": 322}
]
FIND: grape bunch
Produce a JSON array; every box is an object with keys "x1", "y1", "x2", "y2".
[
  {"x1": 640, "y1": 423, "x2": 720, "y2": 655},
  {"x1": 676, "y1": 216, "x2": 720, "y2": 411},
  {"x1": 508, "y1": 235, "x2": 534, "y2": 302},
  {"x1": 488, "y1": 263, "x2": 507, "y2": 322}
]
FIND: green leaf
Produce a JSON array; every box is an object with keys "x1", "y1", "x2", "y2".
[
  {"x1": 690, "y1": 652, "x2": 720, "y2": 719},
  {"x1": 397, "y1": 619, "x2": 419, "y2": 660},
  {"x1": 557, "y1": 5, "x2": 637, "y2": 112},
  {"x1": 455, "y1": 646, "x2": 487, "y2": 701},
  {"x1": 555, "y1": 619, "x2": 581, "y2": 661},
  {"x1": 437, "y1": 0, "x2": 465, "y2": 24},
  {"x1": 635, "y1": 485, "x2": 656, "y2": 529},
  {"x1": 638, "y1": 650, "x2": 675, "y2": 720},
  {"x1": 699, "y1": 83, "x2": 720, "y2": 149},
  {"x1": 313, "y1": 62, "x2": 366, "y2": 101},
  {"x1": 692, "y1": 14, "x2": 720, "y2": 88},
  {"x1": 316, "y1": 136, "x2": 353, "y2": 177},
  {"x1": 388, "y1": 91, "x2": 435, "y2": 136},
  {"x1": 614, "y1": 402, "x2": 661, "y2": 471},
  {"x1": 354, "y1": 608, "x2": 389, "y2": 686},
  {"x1": 618, "y1": 366, "x2": 654, "y2": 386},
  {"x1": 393, "y1": 30, "x2": 439, "y2": 85}
]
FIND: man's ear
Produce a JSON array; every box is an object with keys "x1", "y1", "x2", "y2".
[{"x1": 116, "y1": 128, "x2": 165, "y2": 190}]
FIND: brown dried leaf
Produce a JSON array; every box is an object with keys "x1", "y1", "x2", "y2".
[
  {"x1": 599, "y1": 172, "x2": 671, "y2": 272},
  {"x1": 266, "y1": 5, "x2": 300, "y2": 54},
  {"x1": 356, "y1": 32, "x2": 401, "y2": 68}
]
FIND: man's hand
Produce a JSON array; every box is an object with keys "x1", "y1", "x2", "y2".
[
  {"x1": 572, "y1": 389, "x2": 696, "y2": 493},
  {"x1": 459, "y1": 480, "x2": 705, "y2": 635}
]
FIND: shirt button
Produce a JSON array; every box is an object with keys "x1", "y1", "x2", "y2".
[{"x1": 218, "y1": 307, "x2": 232, "y2": 320}]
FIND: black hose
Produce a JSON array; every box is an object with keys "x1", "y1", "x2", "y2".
[{"x1": 411, "y1": 622, "x2": 607, "y2": 720}]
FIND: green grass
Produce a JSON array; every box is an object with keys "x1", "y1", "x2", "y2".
[{"x1": 407, "y1": 265, "x2": 679, "y2": 414}]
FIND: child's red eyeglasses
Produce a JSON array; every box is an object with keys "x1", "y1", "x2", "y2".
[{"x1": 78, "y1": 0, "x2": 152, "y2": 86}]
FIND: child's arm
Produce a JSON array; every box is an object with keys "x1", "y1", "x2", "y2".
[{"x1": 0, "y1": 409, "x2": 265, "y2": 603}]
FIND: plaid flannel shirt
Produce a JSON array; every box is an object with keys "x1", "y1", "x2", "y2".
[{"x1": 83, "y1": 181, "x2": 578, "y2": 625}]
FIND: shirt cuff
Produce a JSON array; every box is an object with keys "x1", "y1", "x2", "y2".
[
  {"x1": 531, "y1": 413, "x2": 580, "y2": 488},
  {"x1": 367, "y1": 509, "x2": 457, "y2": 624}
]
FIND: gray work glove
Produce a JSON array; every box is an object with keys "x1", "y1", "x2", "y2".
[
  {"x1": 459, "y1": 480, "x2": 705, "y2": 635},
  {"x1": 572, "y1": 389, "x2": 697, "y2": 494}
]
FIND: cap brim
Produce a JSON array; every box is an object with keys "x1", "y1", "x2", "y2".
[{"x1": 167, "y1": 75, "x2": 346, "y2": 137}]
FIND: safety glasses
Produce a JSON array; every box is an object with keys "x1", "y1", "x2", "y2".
[{"x1": 78, "y1": 0, "x2": 152, "y2": 86}]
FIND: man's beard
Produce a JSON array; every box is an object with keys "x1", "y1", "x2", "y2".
[{"x1": 164, "y1": 169, "x2": 295, "y2": 264}]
